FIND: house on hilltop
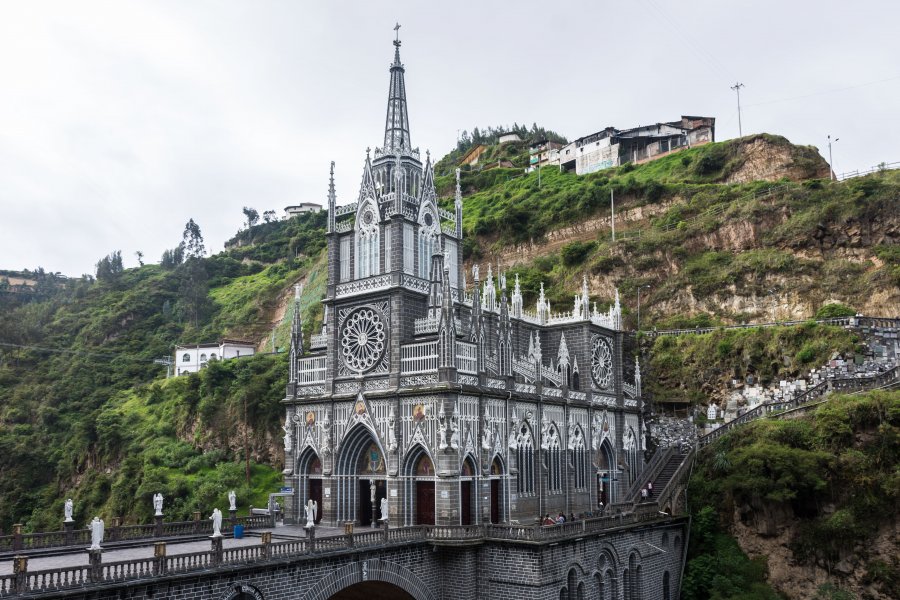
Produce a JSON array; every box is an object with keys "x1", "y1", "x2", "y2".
[{"x1": 559, "y1": 115, "x2": 715, "y2": 175}]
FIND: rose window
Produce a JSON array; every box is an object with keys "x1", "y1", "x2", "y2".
[
  {"x1": 591, "y1": 336, "x2": 613, "y2": 389},
  {"x1": 340, "y1": 308, "x2": 386, "y2": 373}
]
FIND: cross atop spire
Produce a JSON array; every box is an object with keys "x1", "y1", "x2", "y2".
[{"x1": 383, "y1": 26, "x2": 411, "y2": 153}]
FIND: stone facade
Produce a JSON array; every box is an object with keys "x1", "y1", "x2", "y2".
[{"x1": 281, "y1": 32, "x2": 647, "y2": 531}]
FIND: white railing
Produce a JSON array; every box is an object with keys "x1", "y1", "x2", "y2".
[
  {"x1": 334, "y1": 202, "x2": 357, "y2": 217},
  {"x1": 335, "y1": 274, "x2": 392, "y2": 298},
  {"x1": 591, "y1": 312, "x2": 621, "y2": 330},
  {"x1": 622, "y1": 382, "x2": 637, "y2": 398},
  {"x1": 335, "y1": 220, "x2": 353, "y2": 233},
  {"x1": 438, "y1": 207, "x2": 455, "y2": 221},
  {"x1": 414, "y1": 315, "x2": 438, "y2": 335},
  {"x1": 486, "y1": 377, "x2": 506, "y2": 390},
  {"x1": 400, "y1": 341, "x2": 438, "y2": 375},
  {"x1": 297, "y1": 356, "x2": 327, "y2": 384},
  {"x1": 485, "y1": 355, "x2": 498, "y2": 374},
  {"x1": 544, "y1": 388, "x2": 563, "y2": 398},
  {"x1": 456, "y1": 342, "x2": 477, "y2": 374},
  {"x1": 569, "y1": 391, "x2": 587, "y2": 401},
  {"x1": 309, "y1": 333, "x2": 328, "y2": 349},
  {"x1": 517, "y1": 311, "x2": 542, "y2": 325},
  {"x1": 515, "y1": 382, "x2": 537, "y2": 394},
  {"x1": 624, "y1": 399, "x2": 638, "y2": 408},
  {"x1": 512, "y1": 356, "x2": 537, "y2": 382},
  {"x1": 541, "y1": 364, "x2": 562, "y2": 387},
  {"x1": 442, "y1": 224, "x2": 456, "y2": 235}
]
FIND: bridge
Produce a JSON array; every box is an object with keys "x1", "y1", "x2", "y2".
[{"x1": 0, "y1": 457, "x2": 692, "y2": 600}]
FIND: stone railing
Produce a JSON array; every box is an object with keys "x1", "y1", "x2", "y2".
[
  {"x1": 400, "y1": 341, "x2": 437, "y2": 375},
  {"x1": 296, "y1": 355, "x2": 327, "y2": 385},
  {"x1": 0, "y1": 513, "x2": 271, "y2": 555},
  {"x1": 620, "y1": 447, "x2": 674, "y2": 504},
  {"x1": 0, "y1": 513, "x2": 686, "y2": 596},
  {"x1": 698, "y1": 366, "x2": 899, "y2": 448},
  {"x1": 647, "y1": 315, "x2": 899, "y2": 338}
]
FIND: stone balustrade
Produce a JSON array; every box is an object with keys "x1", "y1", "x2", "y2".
[{"x1": 0, "y1": 506, "x2": 688, "y2": 597}]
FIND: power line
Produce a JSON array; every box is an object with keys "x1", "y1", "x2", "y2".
[{"x1": 744, "y1": 74, "x2": 900, "y2": 108}]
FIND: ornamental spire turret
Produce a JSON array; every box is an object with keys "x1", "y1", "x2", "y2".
[
  {"x1": 511, "y1": 273, "x2": 522, "y2": 318},
  {"x1": 383, "y1": 23, "x2": 411, "y2": 153},
  {"x1": 326, "y1": 161, "x2": 336, "y2": 234},
  {"x1": 454, "y1": 168, "x2": 463, "y2": 239},
  {"x1": 289, "y1": 284, "x2": 303, "y2": 383}
]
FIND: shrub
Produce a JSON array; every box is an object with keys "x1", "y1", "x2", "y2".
[{"x1": 815, "y1": 303, "x2": 856, "y2": 319}]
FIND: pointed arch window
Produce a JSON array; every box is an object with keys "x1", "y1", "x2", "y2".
[
  {"x1": 548, "y1": 426, "x2": 562, "y2": 493},
  {"x1": 355, "y1": 202, "x2": 380, "y2": 279},
  {"x1": 417, "y1": 210, "x2": 437, "y2": 280},
  {"x1": 516, "y1": 425, "x2": 535, "y2": 495},
  {"x1": 573, "y1": 428, "x2": 588, "y2": 490}
]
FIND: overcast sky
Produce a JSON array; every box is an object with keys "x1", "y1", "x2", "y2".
[{"x1": 1, "y1": 0, "x2": 897, "y2": 277}]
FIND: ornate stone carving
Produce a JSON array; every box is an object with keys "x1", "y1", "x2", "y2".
[
  {"x1": 340, "y1": 307, "x2": 387, "y2": 373},
  {"x1": 591, "y1": 335, "x2": 613, "y2": 389}
]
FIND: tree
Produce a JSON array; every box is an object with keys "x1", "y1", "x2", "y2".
[
  {"x1": 160, "y1": 245, "x2": 184, "y2": 269},
  {"x1": 95, "y1": 251, "x2": 124, "y2": 281},
  {"x1": 134, "y1": 250, "x2": 144, "y2": 267},
  {"x1": 243, "y1": 207, "x2": 259, "y2": 229},
  {"x1": 182, "y1": 219, "x2": 205, "y2": 259},
  {"x1": 263, "y1": 210, "x2": 276, "y2": 224}
]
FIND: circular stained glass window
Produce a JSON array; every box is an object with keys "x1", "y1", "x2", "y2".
[
  {"x1": 340, "y1": 307, "x2": 386, "y2": 373},
  {"x1": 591, "y1": 336, "x2": 613, "y2": 389}
]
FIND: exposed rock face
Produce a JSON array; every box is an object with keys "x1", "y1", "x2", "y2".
[
  {"x1": 731, "y1": 505, "x2": 898, "y2": 600},
  {"x1": 725, "y1": 137, "x2": 830, "y2": 184}
]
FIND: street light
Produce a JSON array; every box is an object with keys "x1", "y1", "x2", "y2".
[
  {"x1": 828, "y1": 135, "x2": 840, "y2": 181},
  {"x1": 637, "y1": 285, "x2": 651, "y2": 332}
]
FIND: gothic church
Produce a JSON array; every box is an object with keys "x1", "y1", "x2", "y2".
[{"x1": 282, "y1": 32, "x2": 646, "y2": 528}]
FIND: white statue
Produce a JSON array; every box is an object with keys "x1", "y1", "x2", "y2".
[
  {"x1": 210, "y1": 508, "x2": 223, "y2": 537},
  {"x1": 64, "y1": 498, "x2": 74, "y2": 523},
  {"x1": 88, "y1": 516, "x2": 104, "y2": 550},
  {"x1": 153, "y1": 493, "x2": 164, "y2": 516},
  {"x1": 380, "y1": 497, "x2": 389, "y2": 522},
  {"x1": 388, "y1": 406, "x2": 398, "y2": 452},
  {"x1": 481, "y1": 415, "x2": 492, "y2": 451},
  {"x1": 438, "y1": 402, "x2": 448, "y2": 451},
  {"x1": 623, "y1": 428, "x2": 635, "y2": 451},
  {"x1": 228, "y1": 490, "x2": 237, "y2": 511},
  {"x1": 283, "y1": 416, "x2": 293, "y2": 453},
  {"x1": 449, "y1": 405, "x2": 460, "y2": 451},
  {"x1": 321, "y1": 410, "x2": 332, "y2": 456},
  {"x1": 540, "y1": 415, "x2": 551, "y2": 450},
  {"x1": 304, "y1": 499, "x2": 317, "y2": 528}
]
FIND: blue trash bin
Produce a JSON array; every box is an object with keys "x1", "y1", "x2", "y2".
[{"x1": 233, "y1": 524, "x2": 244, "y2": 539}]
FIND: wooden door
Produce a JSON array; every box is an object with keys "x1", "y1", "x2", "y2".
[
  {"x1": 359, "y1": 480, "x2": 372, "y2": 526},
  {"x1": 415, "y1": 481, "x2": 435, "y2": 525},
  {"x1": 460, "y1": 481, "x2": 472, "y2": 525},
  {"x1": 490, "y1": 479, "x2": 500, "y2": 524},
  {"x1": 309, "y1": 479, "x2": 323, "y2": 524}
]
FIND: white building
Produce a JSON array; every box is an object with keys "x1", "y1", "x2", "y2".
[
  {"x1": 284, "y1": 203, "x2": 323, "y2": 219},
  {"x1": 174, "y1": 339, "x2": 256, "y2": 376}
]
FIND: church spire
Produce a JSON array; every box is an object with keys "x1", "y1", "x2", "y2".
[{"x1": 383, "y1": 23, "x2": 411, "y2": 153}]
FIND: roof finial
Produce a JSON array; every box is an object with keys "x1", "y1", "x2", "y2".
[{"x1": 394, "y1": 22, "x2": 401, "y2": 46}]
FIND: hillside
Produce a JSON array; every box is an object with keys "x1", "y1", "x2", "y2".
[
  {"x1": 686, "y1": 390, "x2": 900, "y2": 599},
  {"x1": 0, "y1": 132, "x2": 897, "y2": 534}
]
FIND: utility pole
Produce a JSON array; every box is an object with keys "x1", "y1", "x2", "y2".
[
  {"x1": 827, "y1": 135, "x2": 839, "y2": 181},
  {"x1": 731, "y1": 82, "x2": 745, "y2": 137},
  {"x1": 610, "y1": 189, "x2": 616, "y2": 242}
]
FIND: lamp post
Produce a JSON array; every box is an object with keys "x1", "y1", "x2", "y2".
[
  {"x1": 827, "y1": 135, "x2": 839, "y2": 181},
  {"x1": 637, "y1": 285, "x2": 651, "y2": 332}
]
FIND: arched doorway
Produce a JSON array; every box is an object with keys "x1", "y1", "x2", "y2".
[
  {"x1": 328, "y1": 581, "x2": 415, "y2": 600},
  {"x1": 489, "y1": 455, "x2": 504, "y2": 524},
  {"x1": 334, "y1": 425, "x2": 386, "y2": 526},
  {"x1": 460, "y1": 457, "x2": 476, "y2": 525},
  {"x1": 597, "y1": 439, "x2": 616, "y2": 506},
  {"x1": 402, "y1": 446, "x2": 435, "y2": 526},
  {"x1": 298, "y1": 447, "x2": 323, "y2": 525}
]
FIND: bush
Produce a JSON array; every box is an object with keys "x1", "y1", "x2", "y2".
[
  {"x1": 560, "y1": 241, "x2": 596, "y2": 267},
  {"x1": 815, "y1": 303, "x2": 857, "y2": 319}
]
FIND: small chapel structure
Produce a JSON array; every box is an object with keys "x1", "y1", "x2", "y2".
[{"x1": 281, "y1": 30, "x2": 647, "y2": 528}]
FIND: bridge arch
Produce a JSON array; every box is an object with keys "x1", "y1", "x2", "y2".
[{"x1": 301, "y1": 558, "x2": 437, "y2": 600}]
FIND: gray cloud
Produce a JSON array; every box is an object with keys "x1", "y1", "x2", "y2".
[{"x1": 0, "y1": 0, "x2": 897, "y2": 276}]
